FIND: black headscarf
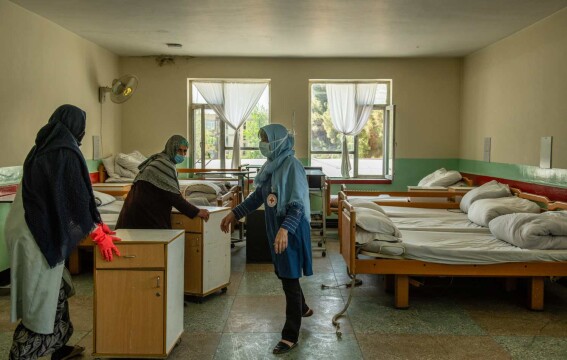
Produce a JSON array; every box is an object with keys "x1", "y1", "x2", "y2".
[{"x1": 23, "y1": 104, "x2": 101, "y2": 268}]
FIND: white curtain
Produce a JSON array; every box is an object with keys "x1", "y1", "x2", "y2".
[
  {"x1": 194, "y1": 81, "x2": 267, "y2": 169},
  {"x1": 327, "y1": 83, "x2": 378, "y2": 178}
]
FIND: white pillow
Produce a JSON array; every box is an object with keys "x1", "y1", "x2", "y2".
[
  {"x1": 426, "y1": 170, "x2": 462, "y2": 187},
  {"x1": 101, "y1": 156, "x2": 116, "y2": 178},
  {"x1": 187, "y1": 192, "x2": 218, "y2": 202},
  {"x1": 348, "y1": 198, "x2": 386, "y2": 215},
  {"x1": 467, "y1": 197, "x2": 541, "y2": 227},
  {"x1": 93, "y1": 190, "x2": 116, "y2": 207},
  {"x1": 460, "y1": 180, "x2": 511, "y2": 213},
  {"x1": 355, "y1": 208, "x2": 401, "y2": 238},
  {"x1": 114, "y1": 164, "x2": 138, "y2": 179},
  {"x1": 115, "y1": 151, "x2": 147, "y2": 173},
  {"x1": 186, "y1": 197, "x2": 211, "y2": 206},
  {"x1": 183, "y1": 181, "x2": 222, "y2": 196},
  {"x1": 418, "y1": 168, "x2": 447, "y2": 186}
]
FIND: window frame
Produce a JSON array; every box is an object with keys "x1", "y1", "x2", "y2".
[
  {"x1": 188, "y1": 79, "x2": 271, "y2": 169},
  {"x1": 308, "y1": 80, "x2": 394, "y2": 179}
]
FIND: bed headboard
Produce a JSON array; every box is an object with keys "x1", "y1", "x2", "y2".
[
  {"x1": 461, "y1": 173, "x2": 567, "y2": 202},
  {"x1": 98, "y1": 163, "x2": 107, "y2": 183}
]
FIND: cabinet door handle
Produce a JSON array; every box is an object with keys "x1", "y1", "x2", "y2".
[
  {"x1": 123, "y1": 255, "x2": 137, "y2": 258},
  {"x1": 157, "y1": 276, "x2": 161, "y2": 288},
  {"x1": 174, "y1": 221, "x2": 183, "y2": 225}
]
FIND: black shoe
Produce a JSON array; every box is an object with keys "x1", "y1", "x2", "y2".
[
  {"x1": 51, "y1": 345, "x2": 85, "y2": 360},
  {"x1": 272, "y1": 341, "x2": 297, "y2": 354},
  {"x1": 302, "y1": 308, "x2": 314, "y2": 317}
]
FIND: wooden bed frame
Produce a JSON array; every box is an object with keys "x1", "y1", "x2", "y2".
[
  {"x1": 325, "y1": 176, "x2": 473, "y2": 216},
  {"x1": 331, "y1": 190, "x2": 567, "y2": 335}
]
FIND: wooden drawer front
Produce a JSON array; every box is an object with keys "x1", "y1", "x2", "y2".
[
  {"x1": 96, "y1": 244, "x2": 164, "y2": 269},
  {"x1": 171, "y1": 213, "x2": 202, "y2": 232},
  {"x1": 184, "y1": 233, "x2": 202, "y2": 294}
]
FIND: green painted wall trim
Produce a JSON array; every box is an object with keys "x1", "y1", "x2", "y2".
[
  {"x1": 458, "y1": 159, "x2": 567, "y2": 189},
  {"x1": 86, "y1": 159, "x2": 101, "y2": 173}
]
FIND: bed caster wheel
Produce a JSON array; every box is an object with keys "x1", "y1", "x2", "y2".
[
  {"x1": 322, "y1": 251, "x2": 326, "y2": 257},
  {"x1": 317, "y1": 241, "x2": 322, "y2": 247},
  {"x1": 221, "y1": 287, "x2": 228, "y2": 294}
]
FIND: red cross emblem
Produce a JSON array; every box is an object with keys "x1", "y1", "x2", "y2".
[{"x1": 267, "y1": 194, "x2": 277, "y2": 207}]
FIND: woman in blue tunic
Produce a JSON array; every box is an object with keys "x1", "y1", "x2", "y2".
[{"x1": 220, "y1": 124, "x2": 313, "y2": 354}]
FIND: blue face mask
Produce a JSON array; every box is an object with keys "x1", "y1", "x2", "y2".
[
  {"x1": 259, "y1": 142, "x2": 271, "y2": 158},
  {"x1": 174, "y1": 154, "x2": 185, "y2": 164}
]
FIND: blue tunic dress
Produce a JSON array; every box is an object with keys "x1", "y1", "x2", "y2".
[{"x1": 233, "y1": 176, "x2": 313, "y2": 279}]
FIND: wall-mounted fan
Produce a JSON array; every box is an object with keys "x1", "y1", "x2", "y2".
[{"x1": 99, "y1": 74, "x2": 139, "y2": 103}]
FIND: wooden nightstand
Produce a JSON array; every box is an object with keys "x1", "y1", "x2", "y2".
[
  {"x1": 171, "y1": 206, "x2": 231, "y2": 299},
  {"x1": 93, "y1": 229, "x2": 184, "y2": 358}
]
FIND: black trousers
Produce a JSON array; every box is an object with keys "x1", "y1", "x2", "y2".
[{"x1": 280, "y1": 278, "x2": 309, "y2": 343}]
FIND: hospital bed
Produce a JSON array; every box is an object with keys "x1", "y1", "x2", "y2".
[
  {"x1": 325, "y1": 177, "x2": 473, "y2": 216},
  {"x1": 331, "y1": 190, "x2": 567, "y2": 335}
]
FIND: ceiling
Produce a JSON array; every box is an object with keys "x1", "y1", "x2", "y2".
[{"x1": 11, "y1": 0, "x2": 567, "y2": 57}]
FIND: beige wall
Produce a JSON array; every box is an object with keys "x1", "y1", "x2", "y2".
[
  {"x1": 120, "y1": 57, "x2": 462, "y2": 159},
  {"x1": 0, "y1": 0, "x2": 121, "y2": 167},
  {"x1": 461, "y1": 7, "x2": 567, "y2": 169}
]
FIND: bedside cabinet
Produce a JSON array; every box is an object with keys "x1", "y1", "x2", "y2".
[
  {"x1": 93, "y1": 229, "x2": 184, "y2": 358},
  {"x1": 171, "y1": 206, "x2": 231, "y2": 299}
]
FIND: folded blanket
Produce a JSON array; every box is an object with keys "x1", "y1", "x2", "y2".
[
  {"x1": 489, "y1": 211, "x2": 567, "y2": 250},
  {"x1": 468, "y1": 196, "x2": 541, "y2": 227}
]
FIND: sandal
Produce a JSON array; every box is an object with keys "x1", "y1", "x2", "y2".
[
  {"x1": 302, "y1": 308, "x2": 314, "y2": 317},
  {"x1": 272, "y1": 341, "x2": 297, "y2": 354}
]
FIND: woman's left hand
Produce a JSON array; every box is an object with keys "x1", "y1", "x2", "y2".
[{"x1": 274, "y1": 228, "x2": 288, "y2": 254}]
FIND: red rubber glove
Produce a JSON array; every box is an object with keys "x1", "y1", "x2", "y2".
[
  {"x1": 90, "y1": 224, "x2": 121, "y2": 261},
  {"x1": 100, "y1": 222, "x2": 116, "y2": 236}
]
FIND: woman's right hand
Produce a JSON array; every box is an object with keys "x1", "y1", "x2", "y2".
[
  {"x1": 197, "y1": 209, "x2": 210, "y2": 222},
  {"x1": 220, "y1": 212, "x2": 235, "y2": 233}
]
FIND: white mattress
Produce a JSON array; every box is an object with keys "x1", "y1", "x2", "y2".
[
  {"x1": 360, "y1": 230, "x2": 567, "y2": 264},
  {"x1": 391, "y1": 216, "x2": 489, "y2": 233},
  {"x1": 97, "y1": 200, "x2": 124, "y2": 214},
  {"x1": 382, "y1": 206, "x2": 465, "y2": 218},
  {"x1": 339, "y1": 195, "x2": 408, "y2": 204},
  {"x1": 100, "y1": 214, "x2": 119, "y2": 229}
]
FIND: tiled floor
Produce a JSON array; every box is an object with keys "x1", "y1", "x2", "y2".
[{"x1": 1, "y1": 230, "x2": 567, "y2": 359}]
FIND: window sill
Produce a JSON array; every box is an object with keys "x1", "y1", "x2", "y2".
[{"x1": 327, "y1": 178, "x2": 392, "y2": 185}]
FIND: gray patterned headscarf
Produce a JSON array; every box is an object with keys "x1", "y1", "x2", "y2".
[{"x1": 134, "y1": 135, "x2": 189, "y2": 194}]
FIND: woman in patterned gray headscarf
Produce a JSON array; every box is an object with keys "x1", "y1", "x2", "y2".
[{"x1": 116, "y1": 135, "x2": 209, "y2": 229}]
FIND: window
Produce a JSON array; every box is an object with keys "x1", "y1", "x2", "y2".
[
  {"x1": 309, "y1": 81, "x2": 394, "y2": 178},
  {"x1": 189, "y1": 80, "x2": 270, "y2": 169}
]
